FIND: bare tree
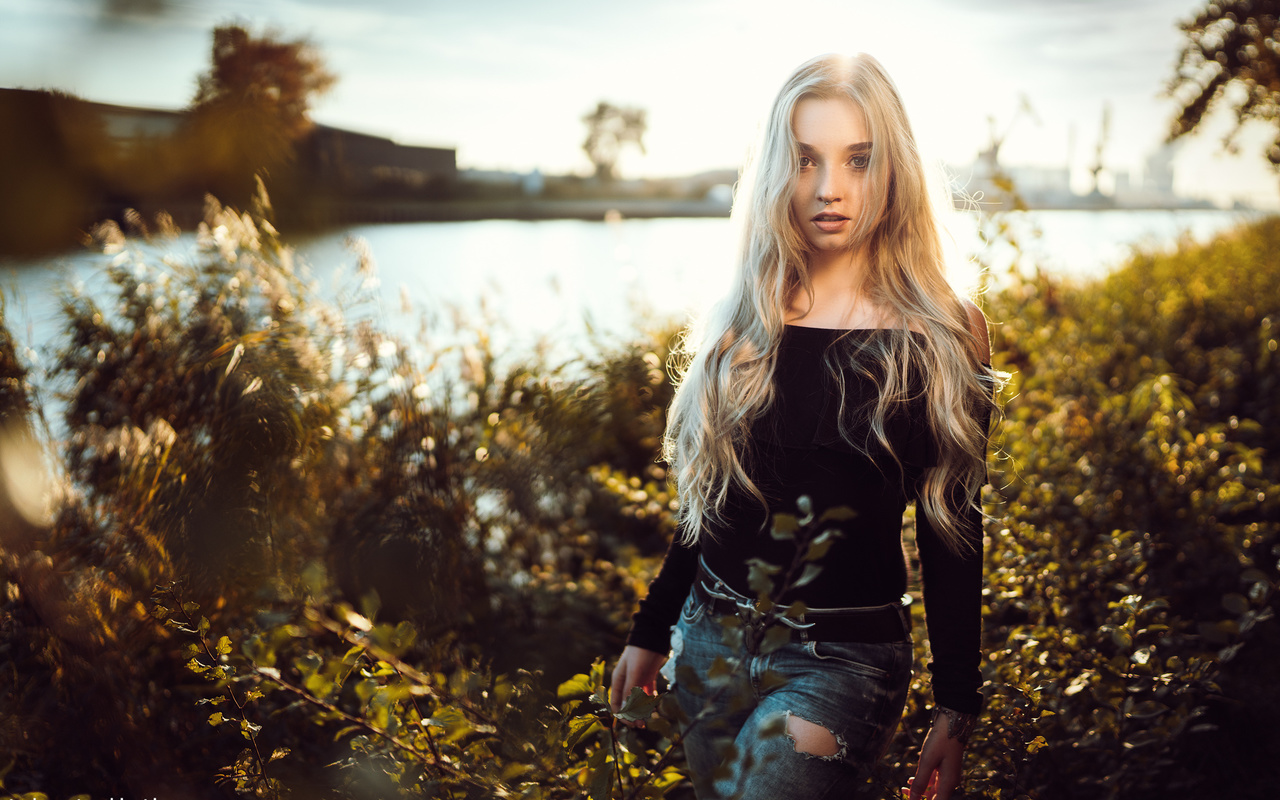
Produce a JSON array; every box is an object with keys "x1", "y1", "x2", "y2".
[{"x1": 581, "y1": 101, "x2": 647, "y2": 182}]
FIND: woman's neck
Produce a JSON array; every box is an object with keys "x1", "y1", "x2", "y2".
[{"x1": 786, "y1": 245, "x2": 890, "y2": 328}]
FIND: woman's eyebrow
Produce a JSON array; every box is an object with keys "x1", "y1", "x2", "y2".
[{"x1": 795, "y1": 142, "x2": 872, "y2": 153}]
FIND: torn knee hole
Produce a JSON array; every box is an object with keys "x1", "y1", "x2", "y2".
[{"x1": 784, "y1": 712, "x2": 845, "y2": 760}]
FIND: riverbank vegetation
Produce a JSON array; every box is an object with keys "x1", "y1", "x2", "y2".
[{"x1": 0, "y1": 199, "x2": 1276, "y2": 798}]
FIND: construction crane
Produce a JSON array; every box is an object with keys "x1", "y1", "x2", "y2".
[
  {"x1": 1089, "y1": 103, "x2": 1112, "y2": 196},
  {"x1": 979, "y1": 93, "x2": 1040, "y2": 173}
]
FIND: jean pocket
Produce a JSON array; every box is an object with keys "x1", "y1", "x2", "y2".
[
  {"x1": 803, "y1": 640, "x2": 895, "y2": 679},
  {"x1": 678, "y1": 590, "x2": 709, "y2": 625}
]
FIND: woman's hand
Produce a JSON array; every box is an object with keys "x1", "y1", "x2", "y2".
[
  {"x1": 906, "y1": 719, "x2": 967, "y2": 800},
  {"x1": 609, "y1": 645, "x2": 667, "y2": 724}
]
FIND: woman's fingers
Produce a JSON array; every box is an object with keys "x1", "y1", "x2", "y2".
[
  {"x1": 908, "y1": 754, "x2": 941, "y2": 799},
  {"x1": 609, "y1": 656, "x2": 631, "y2": 712},
  {"x1": 909, "y1": 724, "x2": 966, "y2": 800},
  {"x1": 609, "y1": 646, "x2": 666, "y2": 719}
]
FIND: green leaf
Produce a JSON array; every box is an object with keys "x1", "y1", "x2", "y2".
[
  {"x1": 426, "y1": 706, "x2": 494, "y2": 744},
  {"x1": 1197, "y1": 620, "x2": 1236, "y2": 644},
  {"x1": 215, "y1": 635, "x2": 232, "y2": 656},
  {"x1": 770, "y1": 514, "x2": 799, "y2": 540},
  {"x1": 746, "y1": 558, "x2": 780, "y2": 597},
  {"x1": 304, "y1": 672, "x2": 334, "y2": 699},
  {"x1": 1241, "y1": 568, "x2": 1270, "y2": 586},
  {"x1": 707, "y1": 655, "x2": 735, "y2": 680},
  {"x1": 647, "y1": 714, "x2": 674, "y2": 738},
  {"x1": 1221, "y1": 592, "x2": 1250, "y2": 615},
  {"x1": 294, "y1": 652, "x2": 323, "y2": 678},
  {"x1": 792, "y1": 563, "x2": 823, "y2": 589},
  {"x1": 818, "y1": 507, "x2": 857, "y2": 523},
  {"x1": 589, "y1": 657, "x2": 610, "y2": 708},
  {"x1": 355, "y1": 678, "x2": 378, "y2": 706},
  {"x1": 675, "y1": 663, "x2": 704, "y2": 695},
  {"x1": 587, "y1": 753, "x2": 615, "y2": 800},
  {"x1": 783, "y1": 601, "x2": 810, "y2": 620},
  {"x1": 758, "y1": 713, "x2": 787, "y2": 741},
  {"x1": 757, "y1": 669, "x2": 789, "y2": 691},
  {"x1": 208, "y1": 712, "x2": 224, "y2": 726},
  {"x1": 1126, "y1": 700, "x2": 1167, "y2": 720},
  {"x1": 1124, "y1": 730, "x2": 1164, "y2": 749},
  {"x1": 1064, "y1": 676, "x2": 1089, "y2": 697},
  {"x1": 804, "y1": 530, "x2": 838, "y2": 562},
  {"x1": 564, "y1": 714, "x2": 602, "y2": 749},
  {"x1": 615, "y1": 686, "x2": 663, "y2": 722},
  {"x1": 1026, "y1": 735, "x2": 1047, "y2": 754},
  {"x1": 1139, "y1": 598, "x2": 1170, "y2": 614},
  {"x1": 759, "y1": 625, "x2": 792, "y2": 655},
  {"x1": 558, "y1": 672, "x2": 593, "y2": 700},
  {"x1": 718, "y1": 614, "x2": 744, "y2": 649}
]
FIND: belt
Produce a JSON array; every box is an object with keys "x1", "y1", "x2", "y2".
[{"x1": 693, "y1": 561, "x2": 911, "y2": 645}]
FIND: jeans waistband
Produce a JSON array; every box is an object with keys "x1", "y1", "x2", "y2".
[{"x1": 693, "y1": 556, "x2": 912, "y2": 645}]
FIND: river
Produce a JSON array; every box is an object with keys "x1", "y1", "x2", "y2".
[{"x1": 1, "y1": 208, "x2": 1268, "y2": 369}]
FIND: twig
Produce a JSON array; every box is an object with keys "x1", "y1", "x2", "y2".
[{"x1": 254, "y1": 664, "x2": 488, "y2": 789}]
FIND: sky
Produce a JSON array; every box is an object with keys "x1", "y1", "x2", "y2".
[{"x1": 1, "y1": 0, "x2": 1276, "y2": 209}]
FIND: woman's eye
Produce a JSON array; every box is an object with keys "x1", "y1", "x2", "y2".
[
  {"x1": 850, "y1": 154, "x2": 870, "y2": 169},
  {"x1": 799, "y1": 156, "x2": 814, "y2": 168}
]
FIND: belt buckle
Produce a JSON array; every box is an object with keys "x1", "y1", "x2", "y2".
[{"x1": 740, "y1": 608, "x2": 767, "y2": 654}]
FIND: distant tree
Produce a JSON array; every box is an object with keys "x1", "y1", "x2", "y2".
[
  {"x1": 193, "y1": 24, "x2": 336, "y2": 141},
  {"x1": 1168, "y1": 1, "x2": 1280, "y2": 170},
  {"x1": 182, "y1": 24, "x2": 336, "y2": 202},
  {"x1": 581, "y1": 101, "x2": 647, "y2": 181}
]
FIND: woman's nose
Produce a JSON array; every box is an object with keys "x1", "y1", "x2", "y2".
[{"x1": 816, "y1": 167, "x2": 843, "y2": 203}]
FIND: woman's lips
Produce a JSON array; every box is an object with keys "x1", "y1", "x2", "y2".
[{"x1": 811, "y1": 213, "x2": 848, "y2": 233}]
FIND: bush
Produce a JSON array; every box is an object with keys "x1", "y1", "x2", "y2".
[{"x1": 0, "y1": 202, "x2": 1276, "y2": 799}]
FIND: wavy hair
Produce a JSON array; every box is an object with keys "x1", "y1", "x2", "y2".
[{"x1": 663, "y1": 53, "x2": 997, "y2": 553}]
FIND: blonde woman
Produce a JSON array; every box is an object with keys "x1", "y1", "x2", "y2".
[{"x1": 611, "y1": 54, "x2": 996, "y2": 800}]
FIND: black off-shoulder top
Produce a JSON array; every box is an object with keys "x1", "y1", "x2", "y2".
[{"x1": 626, "y1": 325, "x2": 989, "y2": 714}]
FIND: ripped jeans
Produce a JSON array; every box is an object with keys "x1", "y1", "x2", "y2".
[{"x1": 670, "y1": 574, "x2": 912, "y2": 799}]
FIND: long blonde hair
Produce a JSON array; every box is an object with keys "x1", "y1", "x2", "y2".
[{"x1": 664, "y1": 53, "x2": 995, "y2": 552}]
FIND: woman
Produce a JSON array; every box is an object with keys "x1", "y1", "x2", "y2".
[{"x1": 610, "y1": 53, "x2": 996, "y2": 800}]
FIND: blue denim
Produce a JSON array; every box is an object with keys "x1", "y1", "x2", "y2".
[{"x1": 671, "y1": 579, "x2": 912, "y2": 800}]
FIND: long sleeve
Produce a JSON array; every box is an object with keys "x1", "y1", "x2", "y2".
[
  {"x1": 915, "y1": 480, "x2": 985, "y2": 714},
  {"x1": 625, "y1": 536, "x2": 700, "y2": 654},
  {"x1": 913, "y1": 396, "x2": 990, "y2": 715}
]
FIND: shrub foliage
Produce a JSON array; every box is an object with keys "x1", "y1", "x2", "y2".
[{"x1": 0, "y1": 204, "x2": 1277, "y2": 799}]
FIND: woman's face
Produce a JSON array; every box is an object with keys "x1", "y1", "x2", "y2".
[{"x1": 789, "y1": 95, "x2": 874, "y2": 255}]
